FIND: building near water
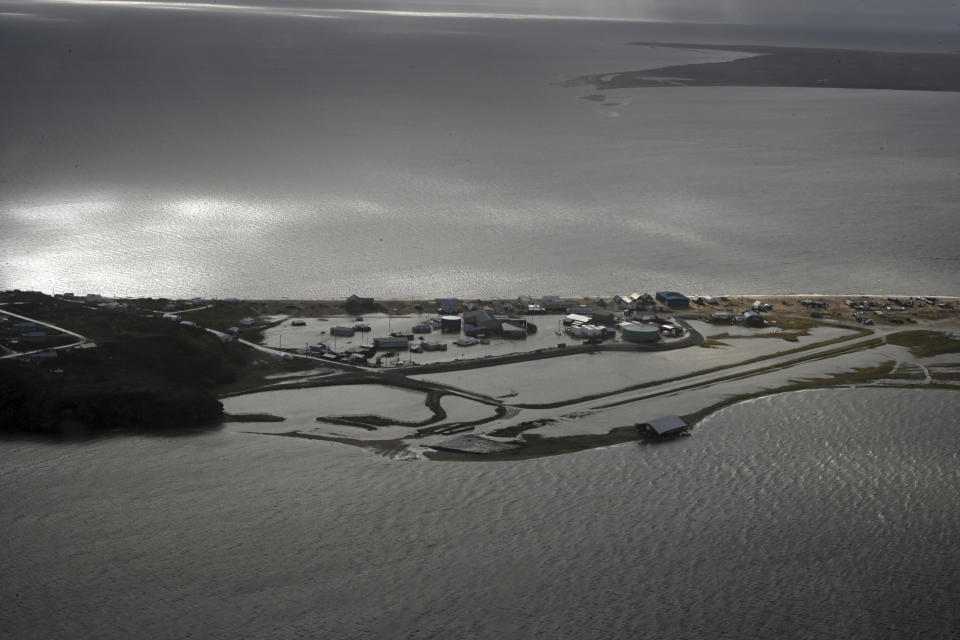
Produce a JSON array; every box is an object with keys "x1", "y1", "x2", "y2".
[
  {"x1": 373, "y1": 336, "x2": 409, "y2": 350},
  {"x1": 636, "y1": 416, "x2": 690, "y2": 437},
  {"x1": 436, "y1": 298, "x2": 461, "y2": 314},
  {"x1": 741, "y1": 311, "x2": 765, "y2": 327},
  {"x1": 621, "y1": 322, "x2": 660, "y2": 343},
  {"x1": 655, "y1": 291, "x2": 690, "y2": 309},
  {"x1": 440, "y1": 316, "x2": 462, "y2": 333}
]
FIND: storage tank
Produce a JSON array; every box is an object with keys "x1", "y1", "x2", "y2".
[
  {"x1": 440, "y1": 316, "x2": 462, "y2": 333},
  {"x1": 621, "y1": 322, "x2": 661, "y2": 343}
]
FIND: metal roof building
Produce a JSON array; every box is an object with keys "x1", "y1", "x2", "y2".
[
  {"x1": 637, "y1": 416, "x2": 690, "y2": 436},
  {"x1": 655, "y1": 291, "x2": 690, "y2": 309}
]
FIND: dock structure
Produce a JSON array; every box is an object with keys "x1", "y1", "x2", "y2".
[{"x1": 636, "y1": 416, "x2": 690, "y2": 437}]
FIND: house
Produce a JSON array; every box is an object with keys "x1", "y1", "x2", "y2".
[
  {"x1": 21, "y1": 331, "x2": 47, "y2": 344},
  {"x1": 462, "y1": 309, "x2": 498, "y2": 330}
]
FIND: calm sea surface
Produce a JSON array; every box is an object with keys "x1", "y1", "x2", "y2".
[
  {"x1": 3, "y1": 8, "x2": 959, "y2": 637},
  {"x1": 2, "y1": 6, "x2": 959, "y2": 298},
  {"x1": 2, "y1": 388, "x2": 958, "y2": 638}
]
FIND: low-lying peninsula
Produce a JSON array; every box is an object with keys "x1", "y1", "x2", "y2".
[
  {"x1": 580, "y1": 43, "x2": 960, "y2": 92},
  {"x1": 2, "y1": 290, "x2": 959, "y2": 460}
]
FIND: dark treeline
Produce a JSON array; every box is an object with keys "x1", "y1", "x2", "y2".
[{"x1": 0, "y1": 325, "x2": 247, "y2": 436}]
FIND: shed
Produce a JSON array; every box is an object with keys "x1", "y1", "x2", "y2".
[{"x1": 637, "y1": 416, "x2": 690, "y2": 437}]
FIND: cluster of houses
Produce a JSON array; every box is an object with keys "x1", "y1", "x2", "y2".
[
  {"x1": 295, "y1": 293, "x2": 702, "y2": 365},
  {"x1": 0, "y1": 318, "x2": 61, "y2": 361}
]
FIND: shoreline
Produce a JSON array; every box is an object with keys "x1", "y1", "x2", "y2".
[
  {"x1": 579, "y1": 42, "x2": 960, "y2": 93},
  {"x1": 4, "y1": 290, "x2": 960, "y2": 460}
]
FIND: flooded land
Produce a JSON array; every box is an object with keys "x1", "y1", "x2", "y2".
[{"x1": 7, "y1": 290, "x2": 957, "y2": 460}]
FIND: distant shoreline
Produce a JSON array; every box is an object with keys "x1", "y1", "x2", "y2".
[{"x1": 580, "y1": 42, "x2": 960, "y2": 92}]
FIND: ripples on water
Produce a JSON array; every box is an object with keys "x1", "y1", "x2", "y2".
[
  {"x1": 2, "y1": 388, "x2": 958, "y2": 638},
  {"x1": 3, "y1": 10, "x2": 960, "y2": 297}
]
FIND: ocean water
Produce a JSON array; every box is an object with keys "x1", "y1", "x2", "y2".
[
  {"x1": 3, "y1": 5, "x2": 960, "y2": 298},
  {"x1": 2, "y1": 388, "x2": 958, "y2": 638}
]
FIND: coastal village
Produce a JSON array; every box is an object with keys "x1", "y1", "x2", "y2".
[{"x1": 2, "y1": 289, "x2": 960, "y2": 458}]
